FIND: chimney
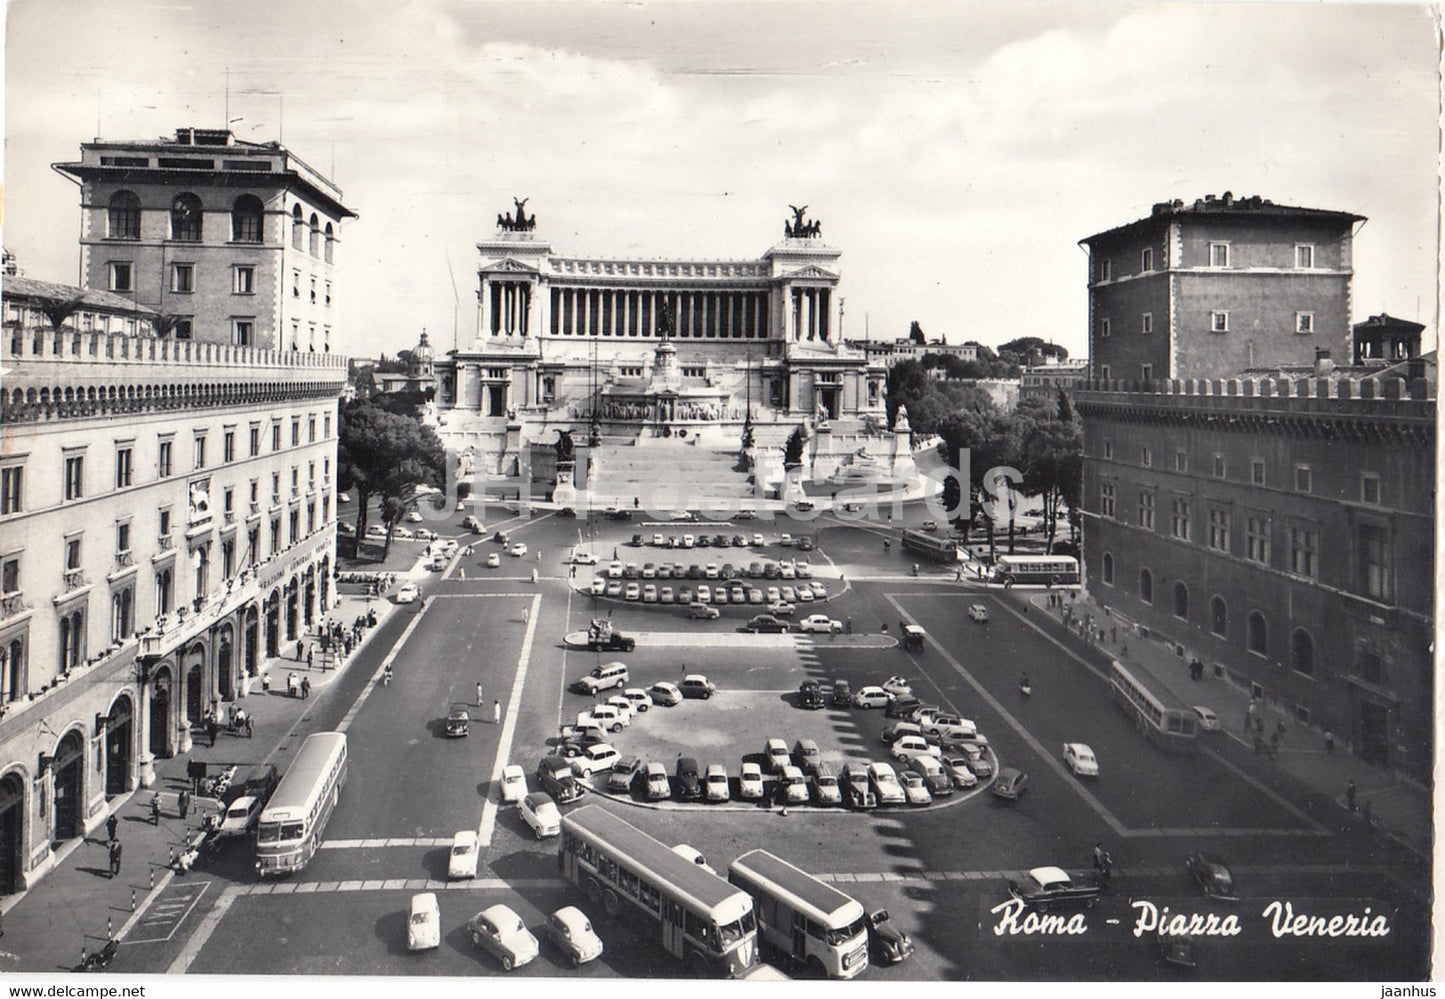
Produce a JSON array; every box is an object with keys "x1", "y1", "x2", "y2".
[{"x1": 1314, "y1": 348, "x2": 1335, "y2": 376}]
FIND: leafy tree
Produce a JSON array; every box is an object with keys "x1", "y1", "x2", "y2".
[
  {"x1": 38, "y1": 295, "x2": 86, "y2": 330},
  {"x1": 1019, "y1": 416, "x2": 1083, "y2": 552},
  {"x1": 908, "y1": 321, "x2": 926, "y2": 345},
  {"x1": 337, "y1": 400, "x2": 445, "y2": 560},
  {"x1": 997, "y1": 337, "x2": 1068, "y2": 366}
]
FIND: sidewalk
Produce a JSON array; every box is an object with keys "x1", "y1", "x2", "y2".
[
  {"x1": 1024, "y1": 589, "x2": 1432, "y2": 860},
  {"x1": 0, "y1": 585, "x2": 405, "y2": 974}
]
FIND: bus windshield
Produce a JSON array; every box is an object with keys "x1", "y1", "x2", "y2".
[
  {"x1": 716, "y1": 910, "x2": 757, "y2": 946},
  {"x1": 257, "y1": 821, "x2": 303, "y2": 844},
  {"x1": 825, "y1": 916, "x2": 867, "y2": 946}
]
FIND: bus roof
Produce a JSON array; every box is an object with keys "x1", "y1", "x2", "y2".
[
  {"x1": 563, "y1": 805, "x2": 752, "y2": 915},
  {"x1": 1110, "y1": 659, "x2": 1191, "y2": 711},
  {"x1": 260, "y1": 731, "x2": 347, "y2": 821},
  {"x1": 729, "y1": 849, "x2": 864, "y2": 927},
  {"x1": 994, "y1": 554, "x2": 1079, "y2": 565}
]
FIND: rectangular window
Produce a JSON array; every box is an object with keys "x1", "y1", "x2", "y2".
[
  {"x1": 291, "y1": 418, "x2": 301, "y2": 447},
  {"x1": 116, "y1": 521, "x2": 131, "y2": 555},
  {"x1": 1213, "y1": 454, "x2": 1225, "y2": 478},
  {"x1": 308, "y1": 416, "x2": 317, "y2": 443},
  {"x1": 193, "y1": 435, "x2": 207, "y2": 471},
  {"x1": 223, "y1": 430, "x2": 236, "y2": 464},
  {"x1": 1359, "y1": 525, "x2": 1392, "y2": 601},
  {"x1": 1140, "y1": 363, "x2": 1153, "y2": 380},
  {"x1": 1138, "y1": 491, "x2": 1155, "y2": 530},
  {"x1": 272, "y1": 424, "x2": 282, "y2": 451},
  {"x1": 249, "y1": 424, "x2": 261, "y2": 457},
  {"x1": 1140, "y1": 446, "x2": 1152, "y2": 468},
  {"x1": 174, "y1": 317, "x2": 193, "y2": 339},
  {"x1": 1174, "y1": 450, "x2": 1187, "y2": 473},
  {"x1": 223, "y1": 486, "x2": 234, "y2": 514},
  {"x1": 324, "y1": 414, "x2": 332, "y2": 439},
  {"x1": 1100, "y1": 482, "x2": 1116, "y2": 518},
  {"x1": 1170, "y1": 498, "x2": 1191, "y2": 541},
  {"x1": 271, "y1": 472, "x2": 281, "y2": 503},
  {"x1": 290, "y1": 321, "x2": 300, "y2": 351},
  {"x1": 289, "y1": 510, "x2": 299, "y2": 545},
  {"x1": 1099, "y1": 258, "x2": 1112, "y2": 281},
  {"x1": 1289, "y1": 527, "x2": 1318, "y2": 578},
  {"x1": 1, "y1": 465, "x2": 22, "y2": 515},
  {"x1": 1141, "y1": 248, "x2": 1154, "y2": 272},
  {"x1": 1100, "y1": 364, "x2": 1111, "y2": 380},
  {"x1": 1207, "y1": 508, "x2": 1230, "y2": 552},
  {"x1": 233, "y1": 265, "x2": 256, "y2": 294},
  {"x1": 1209, "y1": 242, "x2": 1230, "y2": 268},
  {"x1": 1100, "y1": 317, "x2": 1111, "y2": 339},
  {"x1": 270, "y1": 518, "x2": 281, "y2": 556},
  {"x1": 64, "y1": 454, "x2": 84, "y2": 501},
  {"x1": 65, "y1": 537, "x2": 82, "y2": 571},
  {"x1": 309, "y1": 277, "x2": 317, "y2": 304},
  {"x1": 112, "y1": 444, "x2": 133, "y2": 490},
  {"x1": 324, "y1": 281, "x2": 332, "y2": 306},
  {"x1": 233, "y1": 319, "x2": 255, "y2": 346},
  {"x1": 1294, "y1": 465, "x2": 1311, "y2": 493},
  {"x1": 1295, "y1": 312, "x2": 1314, "y2": 334},
  {"x1": 1, "y1": 557, "x2": 19, "y2": 594},
  {"x1": 1210, "y1": 311, "x2": 1229, "y2": 333},
  {"x1": 1360, "y1": 473, "x2": 1381, "y2": 505},
  {"x1": 1295, "y1": 244, "x2": 1314, "y2": 269},
  {"x1": 249, "y1": 479, "x2": 259, "y2": 506},
  {"x1": 1102, "y1": 440, "x2": 1113, "y2": 460},
  {"x1": 1140, "y1": 312, "x2": 1153, "y2": 335},
  {"x1": 158, "y1": 439, "x2": 174, "y2": 478},
  {"x1": 170, "y1": 263, "x2": 195, "y2": 293},
  {"x1": 158, "y1": 507, "x2": 172, "y2": 538},
  {"x1": 1246, "y1": 516, "x2": 1271, "y2": 564},
  {"x1": 108, "y1": 262, "x2": 133, "y2": 292},
  {"x1": 292, "y1": 271, "x2": 301, "y2": 299},
  {"x1": 1251, "y1": 459, "x2": 1266, "y2": 485}
]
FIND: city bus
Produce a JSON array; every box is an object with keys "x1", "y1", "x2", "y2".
[
  {"x1": 1108, "y1": 660, "x2": 1198, "y2": 752},
  {"x1": 727, "y1": 849, "x2": 869, "y2": 979},
  {"x1": 559, "y1": 805, "x2": 758, "y2": 977},
  {"x1": 992, "y1": 554, "x2": 1080, "y2": 586},
  {"x1": 255, "y1": 731, "x2": 349, "y2": 877},
  {"x1": 900, "y1": 529, "x2": 959, "y2": 564}
]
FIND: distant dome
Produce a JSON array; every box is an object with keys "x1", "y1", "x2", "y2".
[{"x1": 410, "y1": 331, "x2": 434, "y2": 375}]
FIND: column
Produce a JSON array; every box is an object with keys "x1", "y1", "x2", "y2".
[
  {"x1": 701, "y1": 293, "x2": 710, "y2": 338},
  {"x1": 801, "y1": 289, "x2": 812, "y2": 340},
  {"x1": 479, "y1": 278, "x2": 491, "y2": 337},
  {"x1": 622, "y1": 290, "x2": 631, "y2": 337},
  {"x1": 524, "y1": 283, "x2": 535, "y2": 337},
  {"x1": 819, "y1": 289, "x2": 830, "y2": 341},
  {"x1": 582, "y1": 290, "x2": 591, "y2": 337},
  {"x1": 783, "y1": 286, "x2": 795, "y2": 341}
]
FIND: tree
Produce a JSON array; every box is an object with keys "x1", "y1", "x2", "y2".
[
  {"x1": 908, "y1": 321, "x2": 926, "y2": 345},
  {"x1": 998, "y1": 337, "x2": 1068, "y2": 365},
  {"x1": 337, "y1": 400, "x2": 446, "y2": 560},
  {"x1": 38, "y1": 294, "x2": 85, "y2": 331}
]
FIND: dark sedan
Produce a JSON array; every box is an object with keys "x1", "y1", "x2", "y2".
[{"x1": 1185, "y1": 851, "x2": 1238, "y2": 900}]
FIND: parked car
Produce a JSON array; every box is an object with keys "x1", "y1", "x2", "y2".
[
  {"x1": 889, "y1": 697, "x2": 927, "y2": 720},
  {"x1": 641, "y1": 761, "x2": 671, "y2": 800},
  {"x1": 573, "y1": 661, "x2": 629, "y2": 695},
  {"x1": 890, "y1": 735, "x2": 941, "y2": 764},
  {"x1": 1185, "y1": 851, "x2": 1239, "y2": 900},
  {"x1": 688, "y1": 601, "x2": 720, "y2": 620},
  {"x1": 908, "y1": 755, "x2": 954, "y2": 797},
  {"x1": 919, "y1": 713, "x2": 978, "y2": 741},
  {"x1": 1006, "y1": 866, "x2": 1101, "y2": 910},
  {"x1": 775, "y1": 765, "x2": 809, "y2": 804},
  {"x1": 1062, "y1": 743, "x2": 1099, "y2": 778},
  {"x1": 764, "y1": 738, "x2": 792, "y2": 774},
  {"x1": 746, "y1": 614, "x2": 788, "y2": 633},
  {"x1": 571, "y1": 549, "x2": 598, "y2": 565},
  {"x1": 679, "y1": 674, "x2": 717, "y2": 699},
  {"x1": 852, "y1": 686, "x2": 891, "y2": 709},
  {"x1": 543, "y1": 906, "x2": 604, "y2": 967},
  {"x1": 577, "y1": 704, "x2": 625, "y2": 733},
  {"x1": 799, "y1": 614, "x2": 842, "y2": 634},
  {"x1": 798, "y1": 680, "x2": 825, "y2": 709},
  {"x1": 606, "y1": 755, "x2": 644, "y2": 794},
  {"x1": 648, "y1": 681, "x2": 683, "y2": 706},
  {"x1": 901, "y1": 772, "x2": 933, "y2": 806},
  {"x1": 408, "y1": 892, "x2": 441, "y2": 951},
  {"x1": 808, "y1": 763, "x2": 843, "y2": 806},
  {"x1": 488, "y1": 552, "x2": 502, "y2": 569},
  {"x1": 881, "y1": 675, "x2": 913, "y2": 698},
  {"x1": 768, "y1": 600, "x2": 796, "y2": 617},
  {"x1": 393, "y1": 528, "x2": 415, "y2": 541},
  {"x1": 953, "y1": 741, "x2": 994, "y2": 778},
  {"x1": 466, "y1": 903, "x2": 540, "y2": 971},
  {"x1": 1193, "y1": 706, "x2": 1221, "y2": 732},
  {"x1": 448, "y1": 830, "x2": 479, "y2": 879},
  {"x1": 604, "y1": 695, "x2": 636, "y2": 724},
  {"x1": 868, "y1": 909, "x2": 915, "y2": 965},
  {"x1": 940, "y1": 754, "x2": 980, "y2": 789},
  {"x1": 882, "y1": 721, "x2": 925, "y2": 745},
  {"x1": 214, "y1": 795, "x2": 263, "y2": 839},
  {"x1": 624, "y1": 583, "x2": 641, "y2": 601},
  {"x1": 570, "y1": 743, "x2": 621, "y2": 777},
  {"x1": 866, "y1": 762, "x2": 907, "y2": 806},
  {"x1": 519, "y1": 792, "x2": 561, "y2": 838},
  {"x1": 722, "y1": 763, "x2": 760, "y2": 803},
  {"x1": 991, "y1": 767, "x2": 1029, "y2": 800},
  {"x1": 674, "y1": 757, "x2": 703, "y2": 801},
  {"x1": 791, "y1": 738, "x2": 822, "y2": 773},
  {"x1": 499, "y1": 764, "x2": 527, "y2": 803},
  {"x1": 704, "y1": 764, "x2": 730, "y2": 803},
  {"x1": 337, "y1": 522, "x2": 355, "y2": 536},
  {"x1": 831, "y1": 679, "x2": 852, "y2": 707},
  {"x1": 841, "y1": 763, "x2": 878, "y2": 810},
  {"x1": 621, "y1": 688, "x2": 653, "y2": 713},
  {"x1": 536, "y1": 755, "x2": 582, "y2": 803}
]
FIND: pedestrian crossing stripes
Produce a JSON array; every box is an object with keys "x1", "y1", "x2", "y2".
[{"x1": 322, "y1": 837, "x2": 453, "y2": 849}]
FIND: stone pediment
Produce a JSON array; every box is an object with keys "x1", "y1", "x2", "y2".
[
  {"x1": 482, "y1": 257, "x2": 540, "y2": 275},
  {"x1": 787, "y1": 264, "x2": 839, "y2": 281}
]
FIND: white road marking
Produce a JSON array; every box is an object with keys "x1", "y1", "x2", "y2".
[
  {"x1": 477, "y1": 591, "x2": 542, "y2": 848},
  {"x1": 165, "y1": 884, "x2": 236, "y2": 973}
]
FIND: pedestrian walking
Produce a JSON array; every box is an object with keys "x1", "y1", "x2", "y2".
[
  {"x1": 108, "y1": 839, "x2": 122, "y2": 878},
  {"x1": 459, "y1": 567, "x2": 466, "y2": 580},
  {"x1": 1092, "y1": 843, "x2": 1103, "y2": 872},
  {"x1": 178, "y1": 789, "x2": 191, "y2": 821},
  {"x1": 845, "y1": 617, "x2": 853, "y2": 634},
  {"x1": 151, "y1": 793, "x2": 161, "y2": 825},
  {"x1": 307, "y1": 647, "x2": 314, "y2": 669},
  {"x1": 1100, "y1": 851, "x2": 1112, "y2": 884},
  {"x1": 1346, "y1": 779, "x2": 1357, "y2": 812},
  {"x1": 476, "y1": 682, "x2": 484, "y2": 707},
  {"x1": 301, "y1": 676, "x2": 311, "y2": 699},
  {"x1": 296, "y1": 639, "x2": 305, "y2": 662},
  {"x1": 106, "y1": 814, "x2": 119, "y2": 842},
  {"x1": 261, "y1": 672, "x2": 272, "y2": 693},
  {"x1": 207, "y1": 719, "x2": 218, "y2": 747},
  {"x1": 245, "y1": 716, "x2": 254, "y2": 738},
  {"x1": 523, "y1": 605, "x2": 530, "y2": 624},
  {"x1": 492, "y1": 700, "x2": 501, "y2": 725}
]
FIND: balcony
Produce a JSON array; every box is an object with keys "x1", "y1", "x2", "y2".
[
  {"x1": 224, "y1": 510, "x2": 236, "y2": 525},
  {"x1": 0, "y1": 592, "x2": 27, "y2": 618},
  {"x1": 250, "y1": 502, "x2": 261, "y2": 515},
  {"x1": 115, "y1": 550, "x2": 135, "y2": 568},
  {"x1": 157, "y1": 535, "x2": 174, "y2": 551},
  {"x1": 291, "y1": 486, "x2": 300, "y2": 498},
  {"x1": 62, "y1": 569, "x2": 86, "y2": 591}
]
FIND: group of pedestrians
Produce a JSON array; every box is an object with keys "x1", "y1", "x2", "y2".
[
  {"x1": 105, "y1": 814, "x2": 123, "y2": 878},
  {"x1": 1092, "y1": 842, "x2": 1113, "y2": 884}
]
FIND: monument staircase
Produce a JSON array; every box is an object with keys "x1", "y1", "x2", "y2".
[{"x1": 587, "y1": 439, "x2": 758, "y2": 508}]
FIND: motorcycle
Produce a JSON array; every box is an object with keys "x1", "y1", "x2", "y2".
[
  {"x1": 80, "y1": 938, "x2": 119, "y2": 972},
  {"x1": 1019, "y1": 674, "x2": 1032, "y2": 697},
  {"x1": 381, "y1": 665, "x2": 393, "y2": 686}
]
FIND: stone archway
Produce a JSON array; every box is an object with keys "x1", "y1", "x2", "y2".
[
  {"x1": 150, "y1": 666, "x2": 173, "y2": 758},
  {"x1": 50, "y1": 729, "x2": 86, "y2": 842},
  {"x1": 104, "y1": 695, "x2": 135, "y2": 796},
  {"x1": 0, "y1": 771, "x2": 25, "y2": 894},
  {"x1": 184, "y1": 641, "x2": 205, "y2": 724},
  {"x1": 264, "y1": 591, "x2": 281, "y2": 658}
]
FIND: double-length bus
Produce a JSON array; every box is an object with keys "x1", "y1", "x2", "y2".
[
  {"x1": 256, "y1": 731, "x2": 348, "y2": 877},
  {"x1": 559, "y1": 805, "x2": 758, "y2": 976},
  {"x1": 727, "y1": 849, "x2": 869, "y2": 979},
  {"x1": 901, "y1": 529, "x2": 959, "y2": 564},
  {"x1": 1108, "y1": 660, "x2": 1197, "y2": 752},
  {"x1": 992, "y1": 554, "x2": 1080, "y2": 586}
]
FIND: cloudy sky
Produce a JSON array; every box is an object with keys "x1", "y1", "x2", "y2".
[{"x1": 5, "y1": 1, "x2": 1439, "y2": 361}]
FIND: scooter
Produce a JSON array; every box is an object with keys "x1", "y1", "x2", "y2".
[
  {"x1": 381, "y1": 665, "x2": 393, "y2": 686},
  {"x1": 1019, "y1": 675, "x2": 1032, "y2": 697},
  {"x1": 81, "y1": 938, "x2": 119, "y2": 972}
]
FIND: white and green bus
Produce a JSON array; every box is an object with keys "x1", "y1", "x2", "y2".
[
  {"x1": 255, "y1": 731, "x2": 348, "y2": 877},
  {"x1": 727, "y1": 848, "x2": 869, "y2": 979},
  {"x1": 559, "y1": 805, "x2": 758, "y2": 977}
]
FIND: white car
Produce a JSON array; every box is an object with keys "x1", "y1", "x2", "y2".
[
  {"x1": 778, "y1": 562, "x2": 796, "y2": 580},
  {"x1": 852, "y1": 686, "x2": 891, "y2": 709},
  {"x1": 589, "y1": 576, "x2": 606, "y2": 594},
  {"x1": 776, "y1": 765, "x2": 809, "y2": 804},
  {"x1": 607, "y1": 561, "x2": 624, "y2": 579},
  {"x1": 485, "y1": 552, "x2": 501, "y2": 568},
  {"x1": 764, "y1": 738, "x2": 792, "y2": 774},
  {"x1": 509, "y1": 542, "x2": 528, "y2": 557},
  {"x1": 393, "y1": 527, "x2": 415, "y2": 540},
  {"x1": 752, "y1": 533, "x2": 765, "y2": 546},
  {"x1": 1063, "y1": 743, "x2": 1099, "y2": 778},
  {"x1": 578, "y1": 704, "x2": 626, "y2": 732},
  {"x1": 499, "y1": 764, "x2": 528, "y2": 803},
  {"x1": 738, "y1": 762, "x2": 765, "y2": 800},
  {"x1": 215, "y1": 795, "x2": 263, "y2": 838},
  {"x1": 603, "y1": 695, "x2": 636, "y2": 725},
  {"x1": 779, "y1": 533, "x2": 793, "y2": 546},
  {"x1": 704, "y1": 764, "x2": 730, "y2": 803},
  {"x1": 1193, "y1": 706, "x2": 1221, "y2": 732},
  {"x1": 395, "y1": 583, "x2": 420, "y2": 604},
  {"x1": 968, "y1": 604, "x2": 989, "y2": 623},
  {"x1": 621, "y1": 688, "x2": 653, "y2": 713},
  {"x1": 901, "y1": 772, "x2": 933, "y2": 806},
  {"x1": 570, "y1": 743, "x2": 621, "y2": 777},
  {"x1": 365, "y1": 524, "x2": 387, "y2": 538},
  {"x1": 866, "y1": 762, "x2": 907, "y2": 806},
  {"x1": 648, "y1": 681, "x2": 682, "y2": 706},
  {"x1": 571, "y1": 549, "x2": 598, "y2": 565},
  {"x1": 544, "y1": 906, "x2": 604, "y2": 967},
  {"x1": 406, "y1": 510, "x2": 423, "y2": 523},
  {"x1": 415, "y1": 528, "x2": 437, "y2": 542},
  {"x1": 449, "y1": 830, "x2": 479, "y2": 879},
  {"x1": 623, "y1": 582, "x2": 641, "y2": 601},
  {"x1": 408, "y1": 892, "x2": 441, "y2": 951},
  {"x1": 467, "y1": 904, "x2": 540, "y2": 971},
  {"x1": 799, "y1": 614, "x2": 842, "y2": 634},
  {"x1": 519, "y1": 792, "x2": 561, "y2": 838},
  {"x1": 890, "y1": 735, "x2": 942, "y2": 763},
  {"x1": 768, "y1": 601, "x2": 796, "y2": 617}
]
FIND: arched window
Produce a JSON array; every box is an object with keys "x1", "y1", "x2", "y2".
[
  {"x1": 323, "y1": 222, "x2": 335, "y2": 263},
  {"x1": 1101, "y1": 552, "x2": 1114, "y2": 586},
  {"x1": 308, "y1": 213, "x2": 320, "y2": 256},
  {"x1": 231, "y1": 195, "x2": 264, "y2": 243},
  {"x1": 170, "y1": 193, "x2": 203, "y2": 241},
  {"x1": 1173, "y1": 581, "x2": 1189, "y2": 620},
  {"x1": 58, "y1": 609, "x2": 84, "y2": 671},
  {"x1": 1291, "y1": 629, "x2": 1314, "y2": 675},
  {"x1": 1210, "y1": 596, "x2": 1227, "y2": 637},
  {"x1": 108, "y1": 191, "x2": 141, "y2": 240},
  {"x1": 291, "y1": 205, "x2": 304, "y2": 249},
  {"x1": 1248, "y1": 611, "x2": 1268, "y2": 656},
  {"x1": 1138, "y1": 567, "x2": 1153, "y2": 605},
  {"x1": 156, "y1": 568, "x2": 173, "y2": 615},
  {"x1": 4, "y1": 637, "x2": 24, "y2": 701}
]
